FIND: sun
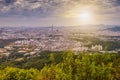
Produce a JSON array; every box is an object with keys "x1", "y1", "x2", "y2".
[
  {"x1": 64, "y1": 7, "x2": 94, "y2": 25},
  {"x1": 78, "y1": 10, "x2": 93, "y2": 24},
  {"x1": 80, "y1": 12, "x2": 91, "y2": 21}
]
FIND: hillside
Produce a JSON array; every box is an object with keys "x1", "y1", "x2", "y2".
[{"x1": 0, "y1": 52, "x2": 120, "y2": 80}]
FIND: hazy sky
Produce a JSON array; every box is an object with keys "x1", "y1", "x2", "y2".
[{"x1": 0, "y1": 0, "x2": 120, "y2": 27}]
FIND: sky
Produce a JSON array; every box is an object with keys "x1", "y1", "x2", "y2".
[{"x1": 0, "y1": 0, "x2": 120, "y2": 27}]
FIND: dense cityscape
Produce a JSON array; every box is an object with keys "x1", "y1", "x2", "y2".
[{"x1": 0, "y1": 25, "x2": 120, "y2": 59}]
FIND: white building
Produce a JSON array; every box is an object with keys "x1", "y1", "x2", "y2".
[{"x1": 92, "y1": 45, "x2": 103, "y2": 51}]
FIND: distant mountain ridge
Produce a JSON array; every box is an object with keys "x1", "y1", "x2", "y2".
[{"x1": 106, "y1": 26, "x2": 120, "y2": 31}]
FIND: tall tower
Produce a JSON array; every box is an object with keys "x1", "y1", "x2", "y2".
[{"x1": 51, "y1": 24, "x2": 54, "y2": 38}]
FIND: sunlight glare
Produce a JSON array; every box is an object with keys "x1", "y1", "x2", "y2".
[{"x1": 79, "y1": 10, "x2": 93, "y2": 24}]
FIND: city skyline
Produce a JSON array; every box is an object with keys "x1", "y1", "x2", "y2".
[{"x1": 0, "y1": 0, "x2": 120, "y2": 27}]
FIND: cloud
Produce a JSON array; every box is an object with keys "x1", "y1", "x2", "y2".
[
  {"x1": 0, "y1": 0, "x2": 57, "y2": 17},
  {"x1": 0, "y1": 0, "x2": 120, "y2": 26},
  {"x1": 0, "y1": 0, "x2": 119, "y2": 18}
]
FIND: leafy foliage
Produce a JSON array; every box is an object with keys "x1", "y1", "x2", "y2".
[
  {"x1": 0, "y1": 67, "x2": 38, "y2": 80},
  {"x1": 0, "y1": 52, "x2": 120, "y2": 80}
]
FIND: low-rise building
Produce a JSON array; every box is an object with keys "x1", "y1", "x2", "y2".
[{"x1": 92, "y1": 45, "x2": 103, "y2": 51}]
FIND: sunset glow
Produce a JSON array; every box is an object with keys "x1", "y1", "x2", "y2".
[{"x1": 0, "y1": 0, "x2": 119, "y2": 26}]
